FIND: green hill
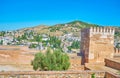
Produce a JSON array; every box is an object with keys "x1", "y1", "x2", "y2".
[{"x1": 16, "y1": 20, "x2": 120, "y2": 38}]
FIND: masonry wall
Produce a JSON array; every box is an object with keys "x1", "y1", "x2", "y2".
[
  {"x1": 0, "y1": 71, "x2": 105, "y2": 78},
  {"x1": 105, "y1": 72, "x2": 120, "y2": 78},
  {"x1": 69, "y1": 56, "x2": 84, "y2": 70},
  {"x1": 80, "y1": 28, "x2": 90, "y2": 64},
  {"x1": 81, "y1": 27, "x2": 115, "y2": 63},
  {"x1": 80, "y1": 27, "x2": 115, "y2": 64},
  {"x1": 105, "y1": 58, "x2": 120, "y2": 70},
  {"x1": 89, "y1": 27, "x2": 115, "y2": 63}
]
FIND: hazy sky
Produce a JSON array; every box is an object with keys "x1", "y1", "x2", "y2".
[{"x1": 0, "y1": 0, "x2": 120, "y2": 30}]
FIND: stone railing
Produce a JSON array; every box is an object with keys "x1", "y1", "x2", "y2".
[{"x1": 0, "y1": 71, "x2": 105, "y2": 78}]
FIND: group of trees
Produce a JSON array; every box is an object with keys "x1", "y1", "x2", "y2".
[
  {"x1": 31, "y1": 48, "x2": 70, "y2": 71},
  {"x1": 116, "y1": 43, "x2": 120, "y2": 48},
  {"x1": 115, "y1": 32, "x2": 120, "y2": 37},
  {"x1": 67, "y1": 41, "x2": 80, "y2": 51},
  {"x1": 49, "y1": 36, "x2": 61, "y2": 49},
  {"x1": 29, "y1": 44, "x2": 37, "y2": 48},
  {"x1": 49, "y1": 26, "x2": 62, "y2": 32},
  {"x1": 0, "y1": 31, "x2": 6, "y2": 36},
  {"x1": 0, "y1": 40, "x2": 3, "y2": 45},
  {"x1": 71, "y1": 41, "x2": 80, "y2": 49}
]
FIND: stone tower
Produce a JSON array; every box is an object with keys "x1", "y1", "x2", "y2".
[{"x1": 80, "y1": 27, "x2": 115, "y2": 65}]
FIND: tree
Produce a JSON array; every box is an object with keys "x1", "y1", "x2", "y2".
[
  {"x1": 35, "y1": 35, "x2": 43, "y2": 50},
  {"x1": 49, "y1": 36, "x2": 61, "y2": 49},
  {"x1": 31, "y1": 48, "x2": 70, "y2": 71},
  {"x1": 67, "y1": 46, "x2": 72, "y2": 51},
  {"x1": 0, "y1": 31, "x2": 6, "y2": 36},
  {"x1": 116, "y1": 43, "x2": 120, "y2": 48},
  {"x1": 71, "y1": 41, "x2": 80, "y2": 49},
  {"x1": 0, "y1": 40, "x2": 3, "y2": 45},
  {"x1": 17, "y1": 36, "x2": 21, "y2": 41},
  {"x1": 29, "y1": 44, "x2": 37, "y2": 48},
  {"x1": 91, "y1": 73, "x2": 95, "y2": 78}
]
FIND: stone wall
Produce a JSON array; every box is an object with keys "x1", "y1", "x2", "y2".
[
  {"x1": 69, "y1": 53, "x2": 84, "y2": 70},
  {"x1": 105, "y1": 58, "x2": 120, "y2": 70},
  {"x1": 105, "y1": 72, "x2": 120, "y2": 78},
  {"x1": 80, "y1": 28, "x2": 90, "y2": 64},
  {"x1": 0, "y1": 71, "x2": 105, "y2": 78},
  {"x1": 80, "y1": 27, "x2": 115, "y2": 64}
]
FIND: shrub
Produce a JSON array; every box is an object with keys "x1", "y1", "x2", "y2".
[
  {"x1": 31, "y1": 48, "x2": 70, "y2": 71},
  {"x1": 91, "y1": 73, "x2": 95, "y2": 78}
]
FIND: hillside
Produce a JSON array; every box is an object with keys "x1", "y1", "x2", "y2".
[{"x1": 16, "y1": 20, "x2": 99, "y2": 36}]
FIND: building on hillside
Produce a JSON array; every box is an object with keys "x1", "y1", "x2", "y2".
[
  {"x1": 0, "y1": 36, "x2": 14, "y2": 45},
  {"x1": 42, "y1": 34, "x2": 49, "y2": 41},
  {"x1": 80, "y1": 27, "x2": 115, "y2": 65}
]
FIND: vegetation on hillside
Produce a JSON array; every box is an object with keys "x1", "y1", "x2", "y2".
[
  {"x1": 67, "y1": 41, "x2": 80, "y2": 51},
  {"x1": 71, "y1": 41, "x2": 80, "y2": 49},
  {"x1": 115, "y1": 27, "x2": 120, "y2": 37},
  {"x1": 0, "y1": 31, "x2": 6, "y2": 36},
  {"x1": 0, "y1": 20, "x2": 119, "y2": 51},
  {"x1": 31, "y1": 48, "x2": 70, "y2": 71},
  {"x1": 16, "y1": 20, "x2": 100, "y2": 36},
  {"x1": 49, "y1": 36, "x2": 61, "y2": 49},
  {"x1": 67, "y1": 20, "x2": 99, "y2": 28}
]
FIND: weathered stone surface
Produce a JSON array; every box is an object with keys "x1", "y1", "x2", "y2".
[
  {"x1": 80, "y1": 27, "x2": 115, "y2": 64},
  {"x1": 69, "y1": 53, "x2": 84, "y2": 70},
  {"x1": 0, "y1": 71, "x2": 105, "y2": 78},
  {"x1": 105, "y1": 58, "x2": 120, "y2": 70}
]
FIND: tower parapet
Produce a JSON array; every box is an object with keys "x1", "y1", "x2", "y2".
[{"x1": 90, "y1": 27, "x2": 115, "y2": 36}]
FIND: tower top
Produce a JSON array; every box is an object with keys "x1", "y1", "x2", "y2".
[{"x1": 89, "y1": 27, "x2": 115, "y2": 35}]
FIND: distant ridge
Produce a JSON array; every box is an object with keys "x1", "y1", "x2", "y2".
[{"x1": 15, "y1": 20, "x2": 119, "y2": 37}]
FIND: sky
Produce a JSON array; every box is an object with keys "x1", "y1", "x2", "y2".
[{"x1": 0, "y1": 0, "x2": 120, "y2": 30}]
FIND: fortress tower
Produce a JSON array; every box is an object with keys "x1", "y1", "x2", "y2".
[{"x1": 80, "y1": 27, "x2": 115, "y2": 65}]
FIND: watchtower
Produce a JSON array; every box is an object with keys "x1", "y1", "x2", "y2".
[{"x1": 80, "y1": 27, "x2": 115, "y2": 64}]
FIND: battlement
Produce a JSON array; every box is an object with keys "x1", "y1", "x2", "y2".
[{"x1": 90, "y1": 27, "x2": 115, "y2": 35}]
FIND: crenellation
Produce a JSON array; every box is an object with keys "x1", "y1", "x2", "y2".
[
  {"x1": 109, "y1": 28, "x2": 111, "y2": 32},
  {"x1": 103, "y1": 28, "x2": 106, "y2": 33},
  {"x1": 93, "y1": 27, "x2": 96, "y2": 32},
  {"x1": 90, "y1": 27, "x2": 92, "y2": 31},
  {"x1": 100, "y1": 27, "x2": 102, "y2": 32},
  {"x1": 106, "y1": 28, "x2": 108, "y2": 32},
  {"x1": 97, "y1": 27, "x2": 99, "y2": 32},
  {"x1": 89, "y1": 27, "x2": 115, "y2": 35}
]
